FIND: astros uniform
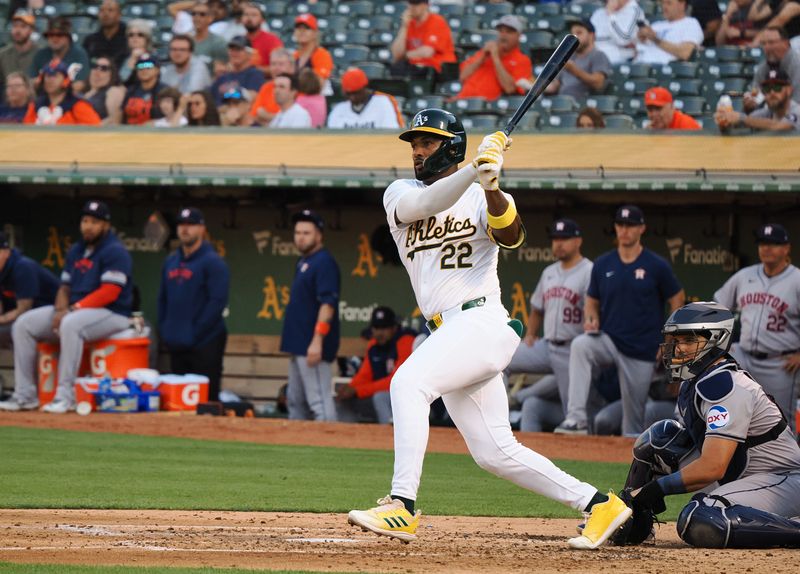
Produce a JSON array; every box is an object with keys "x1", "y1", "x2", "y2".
[
  {"x1": 383, "y1": 177, "x2": 600, "y2": 510},
  {"x1": 714, "y1": 263, "x2": 800, "y2": 431},
  {"x1": 507, "y1": 258, "x2": 593, "y2": 413}
]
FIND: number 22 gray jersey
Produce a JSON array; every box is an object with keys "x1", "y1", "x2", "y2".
[
  {"x1": 531, "y1": 258, "x2": 593, "y2": 342},
  {"x1": 713, "y1": 263, "x2": 800, "y2": 354}
]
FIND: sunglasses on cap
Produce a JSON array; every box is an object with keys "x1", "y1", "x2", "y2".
[
  {"x1": 222, "y1": 89, "x2": 245, "y2": 101},
  {"x1": 136, "y1": 61, "x2": 157, "y2": 70},
  {"x1": 761, "y1": 83, "x2": 787, "y2": 93}
]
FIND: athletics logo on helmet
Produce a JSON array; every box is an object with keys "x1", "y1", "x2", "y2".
[{"x1": 399, "y1": 108, "x2": 466, "y2": 181}]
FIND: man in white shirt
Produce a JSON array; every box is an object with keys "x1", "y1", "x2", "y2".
[
  {"x1": 634, "y1": 0, "x2": 703, "y2": 64},
  {"x1": 591, "y1": 0, "x2": 645, "y2": 64},
  {"x1": 269, "y1": 73, "x2": 312, "y2": 128},
  {"x1": 160, "y1": 34, "x2": 212, "y2": 94},
  {"x1": 327, "y1": 67, "x2": 404, "y2": 129}
]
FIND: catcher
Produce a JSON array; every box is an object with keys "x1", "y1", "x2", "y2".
[{"x1": 577, "y1": 301, "x2": 800, "y2": 549}]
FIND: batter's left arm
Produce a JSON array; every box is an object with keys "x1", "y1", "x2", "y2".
[{"x1": 486, "y1": 190, "x2": 524, "y2": 248}]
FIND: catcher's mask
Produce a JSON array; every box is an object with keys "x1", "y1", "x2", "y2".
[
  {"x1": 660, "y1": 301, "x2": 734, "y2": 382},
  {"x1": 399, "y1": 108, "x2": 466, "y2": 181}
]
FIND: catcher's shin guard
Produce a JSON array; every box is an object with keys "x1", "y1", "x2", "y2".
[{"x1": 678, "y1": 496, "x2": 800, "y2": 548}]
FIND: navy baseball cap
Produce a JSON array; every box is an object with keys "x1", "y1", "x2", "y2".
[
  {"x1": 292, "y1": 209, "x2": 324, "y2": 231},
  {"x1": 81, "y1": 200, "x2": 111, "y2": 221},
  {"x1": 615, "y1": 204, "x2": 645, "y2": 225},
  {"x1": 548, "y1": 218, "x2": 581, "y2": 238},
  {"x1": 755, "y1": 223, "x2": 789, "y2": 244},
  {"x1": 227, "y1": 35, "x2": 252, "y2": 50},
  {"x1": 135, "y1": 53, "x2": 159, "y2": 70},
  {"x1": 370, "y1": 306, "x2": 397, "y2": 328},
  {"x1": 0, "y1": 231, "x2": 9, "y2": 249},
  {"x1": 568, "y1": 17, "x2": 595, "y2": 34},
  {"x1": 177, "y1": 207, "x2": 205, "y2": 225}
]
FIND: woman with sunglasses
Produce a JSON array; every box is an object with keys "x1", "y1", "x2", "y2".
[
  {"x1": 186, "y1": 89, "x2": 220, "y2": 126},
  {"x1": 119, "y1": 19, "x2": 154, "y2": 84},
  {"x1": 84, "y1": 57, "x2": 125, "y2": 125}
]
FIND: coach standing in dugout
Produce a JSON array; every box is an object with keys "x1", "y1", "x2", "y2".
[
  {"x1": 158, "y1": 207, "x2": 229, "y2": 402},
  {"x1": 0, "y1": 201, "x2": 132, "y2": 414},
  {"x1": 714, "y1": 223, "x2": 800, "y2": 432},
  {"x1": 0, "y1": 231, "x2": 59, "y2": 347},
  {"x1": 280, "y1": 210, "x2": 341, "y2": 421},
  {"x1": 556, "y1": 205, "x2": 685, "y2": 436}
]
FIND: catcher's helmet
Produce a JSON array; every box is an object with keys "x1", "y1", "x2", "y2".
[
  {"x1": 661, "y1": 301, "x2": 734, "y2": 381},
  {"x1": 399, "y1": 108, "x2": 466, "y2": 181}
]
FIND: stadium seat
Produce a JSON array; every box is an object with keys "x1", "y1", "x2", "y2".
[
  {"x1": 532, "y1": 15, "x2": 566, "y2": 33},
  {"x1": 740, "y1": 46, "x2": 763, "y2": 63},
  {"x1": 517, "y1": 2, "x2": 562, "y2": 17},
  {"x1": 619, "y1": 77, "x2": 657, "y2": 95},
  {"x1": 352, "y1": 61, "x2": 386, "y2": 80},
  {"x1": 674, "y1": 96, "x2": 707, "y2": 115},
  {"x1": 434, "y1": 4, "x2": 465, "y2": 17},
  {"x1": 327, "y1": 29, "x2": 369, "y2": 46},
  {"x1": 335, "y1": 1, "x2": 374, "y2": 17},
  {"x1": 264, "y1": 1, "x2": 288, "y2": 16},
  {"x1": 700, "y1": 45, "x2": 741, "y2": 63},
  {"x1": 487, "y1": 95, "x2": 526, "y2": 114},
  {"x1": 303, "y1": 2, "x2": 331, "y2": 17},
  {"x1": 46, "y1": 2, "x2": 76, "y2": 16},
  {"x1": 705, "y1": 77, "x2": 748, "y2": 97},
  {"x1": 621, "y1": 96, "x2": 645, "y2": 115},
  {"x1": 370, "y1": 78, "x2": 408, "y2": 97},
  {"x1": 319, "y1": 15, "x2": 350, "y2": 32},
  {"x1": 331, "y1": 44, "x2": 371, "y2": 67},
  {"x1": 70, "y1": 16, "x2": 95, "y2": 36},
  {"x1": 472, "y1": 2, "x2": 514, "y2": 19},
  {"x1": 603, "y1": 114, "x2": 635, "y2": 130},
  {"x1": 370, "y1": 47, "x2": 393, "y2": 64},
  {"x1": 565, "y1": 2, "x2": 603, "y2": 19},
  {"x1": 352, "y1": 15, "x2": 394, "y2": 32},
  {"x1": 268, "y1": 16, "x2": 289, "y2": 33},
  {"x1": 436, "y1": 80, "x2": 463, "y2": 97},
  {"x1": 540, "y1": 95, "x2": 579, "y2": 113},
  {"x1": 123, "y1": 3, "x2": 159, "y2": 18},
  {"x1": 542, "y1": 112, "x2": 579, "y2": 129},
  {"x1": 502, "y1": 110, "x2": 539, "y2": 131},
  {"x1": 460, "y1": 30, "x2": 498, "y2": 50},
  {"x1": 618, "y1": 62, "x2": 653, "y2": 78},
  {"x1": 704, "y1": 61, "x2": 745, "y2": 79},
  {"x1": 523, "y1": 30, "x2": 555, "y2": 49},
  {"x1": 657, "y1": 61, "x2": 699, "y2": 79},
  {"x1": 450, "y1": 97, "x2": 486, "y2": 113},
  {"x1": 408, "y1": 95, "x2": 445, "y2": 111},
  {"x1": 585, "y1": 95, "x2": 620, "y2": 114},
  {"x1": 667, "y1": 78, "x2": 703, "y2": 96},
  {"x1": 461, "y1": 114, "x2": 499, "y2": 130},
  {"x1": 450, "y1": 15, "x2": 483, "y2": 34},
  {"x1": 368, "y1": 31, "x2": 394, "y2": 47},
  {"x1": 380, "y1": 2, "x2": 406, "y2": 18},
  {"x1": 407, "y1": 79, "x2": 433, "y2": 97}
]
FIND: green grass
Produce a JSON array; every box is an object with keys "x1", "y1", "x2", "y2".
[
  {"x1": 0, "y1": 426, "x2": 689, "y2": 520},
  {"x1": 0, "y1": 565, "x2": 349, "y2": 574}
]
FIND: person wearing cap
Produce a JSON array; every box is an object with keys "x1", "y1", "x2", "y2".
[
  {"x1": 748, "y1": 27, "x2": 800, "y2": 112},
  {"x1": 121, "y1": 53, "x2": 166, "y2": 124},
  {"x1": 158, "y1": 207, "x2": 230, "y2": 402},
  {"x1": 82, "y1": 0, "x2": 129, "y2": 69},
  {"x1": 556, "y1": 205, "x2": 684, "y2": 435},
  {"x1": 504, "y1": 219, "x2": 594, "y2": 433},
  {"x1": 714, "y1": 223, "x2": 800, "y2": 432},
  {"x1": 456, "y1": 14, "x2": 533, "y2": 101},
  {"x1": 643, "y1": 86, "x2": 701, "y2": 130},
  {"x1": 390, "y1": 0, "x2": 456, "y2": 77},
  {"x1": 716, "y1": 67, "x2": 800, "y2": 132},
  {"x1": 209, "y1": 35, "x2": 264, "y2": 106},
  {"x1": 161, "y1": 34, "x2": 212, "y2": 94},
  {"x1": 590, "y1": 0, "x2": 646, "y2": 64},
  {"x1": 335, "y1": 306, "x2": 417, "y2": 425},
  {"x1": 30, "y1": 16, "x2": 91, "y2": 93},
  {"x1": 0, "y1": 231, "x2": 59, "y2": 348},
  {"x1": 292, "y1": 13, "x2": 333, "y2": 87},
  {"x1": 242, "y1": 2, "x2": 282, "y2": 77},
  {"x1": 249, "y1": 48, "x2": 295, "y2": 125},
  {"x1": 327, "y1": 67, "x2": 404, "y2": 129},
  {"x1": 269, "y1": 73, "x2": 312, "y2": 128},
  {"x1": 634, "y1": 0, "x2": 703, "y2": 64},
  {"x1": 280, "y1": 209, "x2": 341, "y2": 421},
  {"x1": 23, "y1": 59, "x2": 102, "y2": 125},
  {"x1": 219, "y1": 86, "x2": 254, "y2": 126},
  {"x1": 0, "y1": 11, "x2": 42, "y2": 92},
  {"x1": 548, "y1": 19, "x2": 611, "y2": 99},
  {"x1": 0, "y1": 201, "x2": 133, "y2": 414}
]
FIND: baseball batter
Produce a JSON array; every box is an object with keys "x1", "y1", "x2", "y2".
[
  {"x1": 347, "y1": 108, "x2": 632, "y2": 549},
  {"x1": 713, "y1": 223, "x2": 800, "y2": 432},
  {"x1": 596, "y1": 302, "x2": 800, "y2": 548},
  {"x1": 507, "y1": 218, "x2": 592, "y2": 423}
]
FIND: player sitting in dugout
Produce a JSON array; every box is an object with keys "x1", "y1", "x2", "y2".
[{"x1": 579, "y1": 301, "x2": 800, "y2": 549}]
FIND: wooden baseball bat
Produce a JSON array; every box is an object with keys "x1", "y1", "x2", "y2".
[{"x1": 503, "y1": 34, "x2": 580, "y2": 136}]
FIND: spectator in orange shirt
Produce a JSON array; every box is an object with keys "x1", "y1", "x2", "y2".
[
  {"x1": 293, "y1": 14, "x2": 333, "y2": 88},
  {"x1": 249, "y1": 47, "x2": 295, "y2": 125},
  {"x1": 390, "y1": 0, "x2": 456, "y2": 77},
  {"x1": 335, "y1": 306, "x2": 416, "y2": 425},
  {"x1": 24, "y1": 59, "x2": 101, "y2": 125},
  {"x1": 644, "y1": 86, "x2": 701, "y2": 130},
  {"x1": 457, "y1": 15, "x2": 532, "y2": 100}
]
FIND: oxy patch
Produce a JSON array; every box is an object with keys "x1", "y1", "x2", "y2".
[{"x1": 706, "y1": 405, "x2": 730, "y2": 430}]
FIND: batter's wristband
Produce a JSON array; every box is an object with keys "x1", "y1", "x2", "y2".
[
  {"x1": 487, "y1": 201, "x2": 517, "y2": 229},
  {"x1": 315, "y1": 321, "x2": 331, "y2": 336}
]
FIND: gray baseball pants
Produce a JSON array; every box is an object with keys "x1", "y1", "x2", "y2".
[
  {"x1": 730, "y1": 343, "x2": 799, "y2": 433},
  {"x1": 11, "y1": 306, "x2": 130, "y2": 405},
  {"x1": 287, "y1": 356, "x2": 337, "y2": 421},
  {"x1": 507, "y1": 339, "x2": 572, "y2": 412},
  {"x1": 702, "y1": 470, "x2": 800, "y2": 518},
  {"x1": 565, "y1": 332, "x2": 656, "y2": 436},
  {"x1": 0, "y1": 323, "x2": 12, "y2": 347}
]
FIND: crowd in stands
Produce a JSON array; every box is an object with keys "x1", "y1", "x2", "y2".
[{"x1": 0, "y1": 0, "x2": 796, "y2": 132}]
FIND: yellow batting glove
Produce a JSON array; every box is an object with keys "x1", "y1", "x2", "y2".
[
  {"x1": 474, "y1": 153, "x2": 504, "y2": 192},
  {"x1": 472, "y1": 147, "x2": 503, "y2": 168},
  {"x1": 477, "y1": 131, "x2": 512, "y2": 154}
]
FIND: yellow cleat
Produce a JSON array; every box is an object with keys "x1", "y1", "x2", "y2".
[
  {"x1": 348, "y1": 496, "x2": 420, "y2": 543},
  {"x1": 568, "y1": 491, "x2": 633, "y2": 550}
]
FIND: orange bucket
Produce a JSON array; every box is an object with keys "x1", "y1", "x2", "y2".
[
  {"x1": 89, "y1": 338, "x2": 149, "y2": 378},
  {"x1": 37, "y1": 343, "x2": 91, "y2": 405}
]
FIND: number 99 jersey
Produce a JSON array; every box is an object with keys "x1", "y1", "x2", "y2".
[{"x1": 384, "y1": 178, "x2": 513, "y2": 320}]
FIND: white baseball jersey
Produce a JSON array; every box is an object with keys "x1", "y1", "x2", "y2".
[
  {"x1": 384, "y1": 179, "x2": 510, "y2": 319},
  {"x1": 531, "y1": 258, "x2": 593, "y2": 342},
  {"x1": 326, "y1": 92, "x2": 403, "y2": 129},
  {"x1": 714, "y1": 263, "x2": 800, "y2": 354}
]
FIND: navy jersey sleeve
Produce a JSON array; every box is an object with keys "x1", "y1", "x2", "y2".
[
  {"x1": 11, "y1": 259, "x2": 39, "y2": 301},
  {"x1": 315, "y1": 253, "x2": 340, "y2": 307},
  {"x1": 99, "y1": 245, "x2": 132, "y2": 287},
  {"x1": 193, "y1": 255, "x2": 230, "y2": 337},
  {"x1": 586, "y1": 256, "x2": 602, "y2": 300}
]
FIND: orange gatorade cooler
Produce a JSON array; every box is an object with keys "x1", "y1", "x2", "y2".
[
  {"x1": 74, "y1": 377, "x2": 100, "y2": 411},
  {"x1": 156, "y1": 374, "x2": 209, "y2": 411},
  {"x1": 37, "y1": 343, "x2": 91, "y2": 405},
  {"x1": 89, "y1": 328, "x2": 150, "y2": 378}
]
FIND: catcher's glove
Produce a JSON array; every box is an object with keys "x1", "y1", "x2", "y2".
[{"x1": 609, "y1": 488, "x2": 660, "y2": 546}]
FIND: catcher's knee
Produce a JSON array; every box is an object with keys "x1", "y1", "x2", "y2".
[{"x1": 677, "y1": 495, "x2": 729, "y2": 548}]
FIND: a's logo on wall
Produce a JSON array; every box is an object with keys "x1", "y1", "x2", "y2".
[
  {"x1": 509, "y1": 282, "x2": 529, "y2": 325},
  {"x1": 42, "y1": 226, "x2": 71, "y2": 269},
  {"x1": 352, "y1": 233, "x2": 378, "y2": 278},
  {"x1": 257, "y1": 276, "x2": 290, "y2": 320}
]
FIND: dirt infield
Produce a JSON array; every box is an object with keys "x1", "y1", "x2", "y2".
[{"x1": 0, "y1": 413, "x2": 792, "y2": 573}]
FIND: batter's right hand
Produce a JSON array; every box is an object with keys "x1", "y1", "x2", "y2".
[{"x1": 477, "y1": 131, "x2": 511, "y2": 154}]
